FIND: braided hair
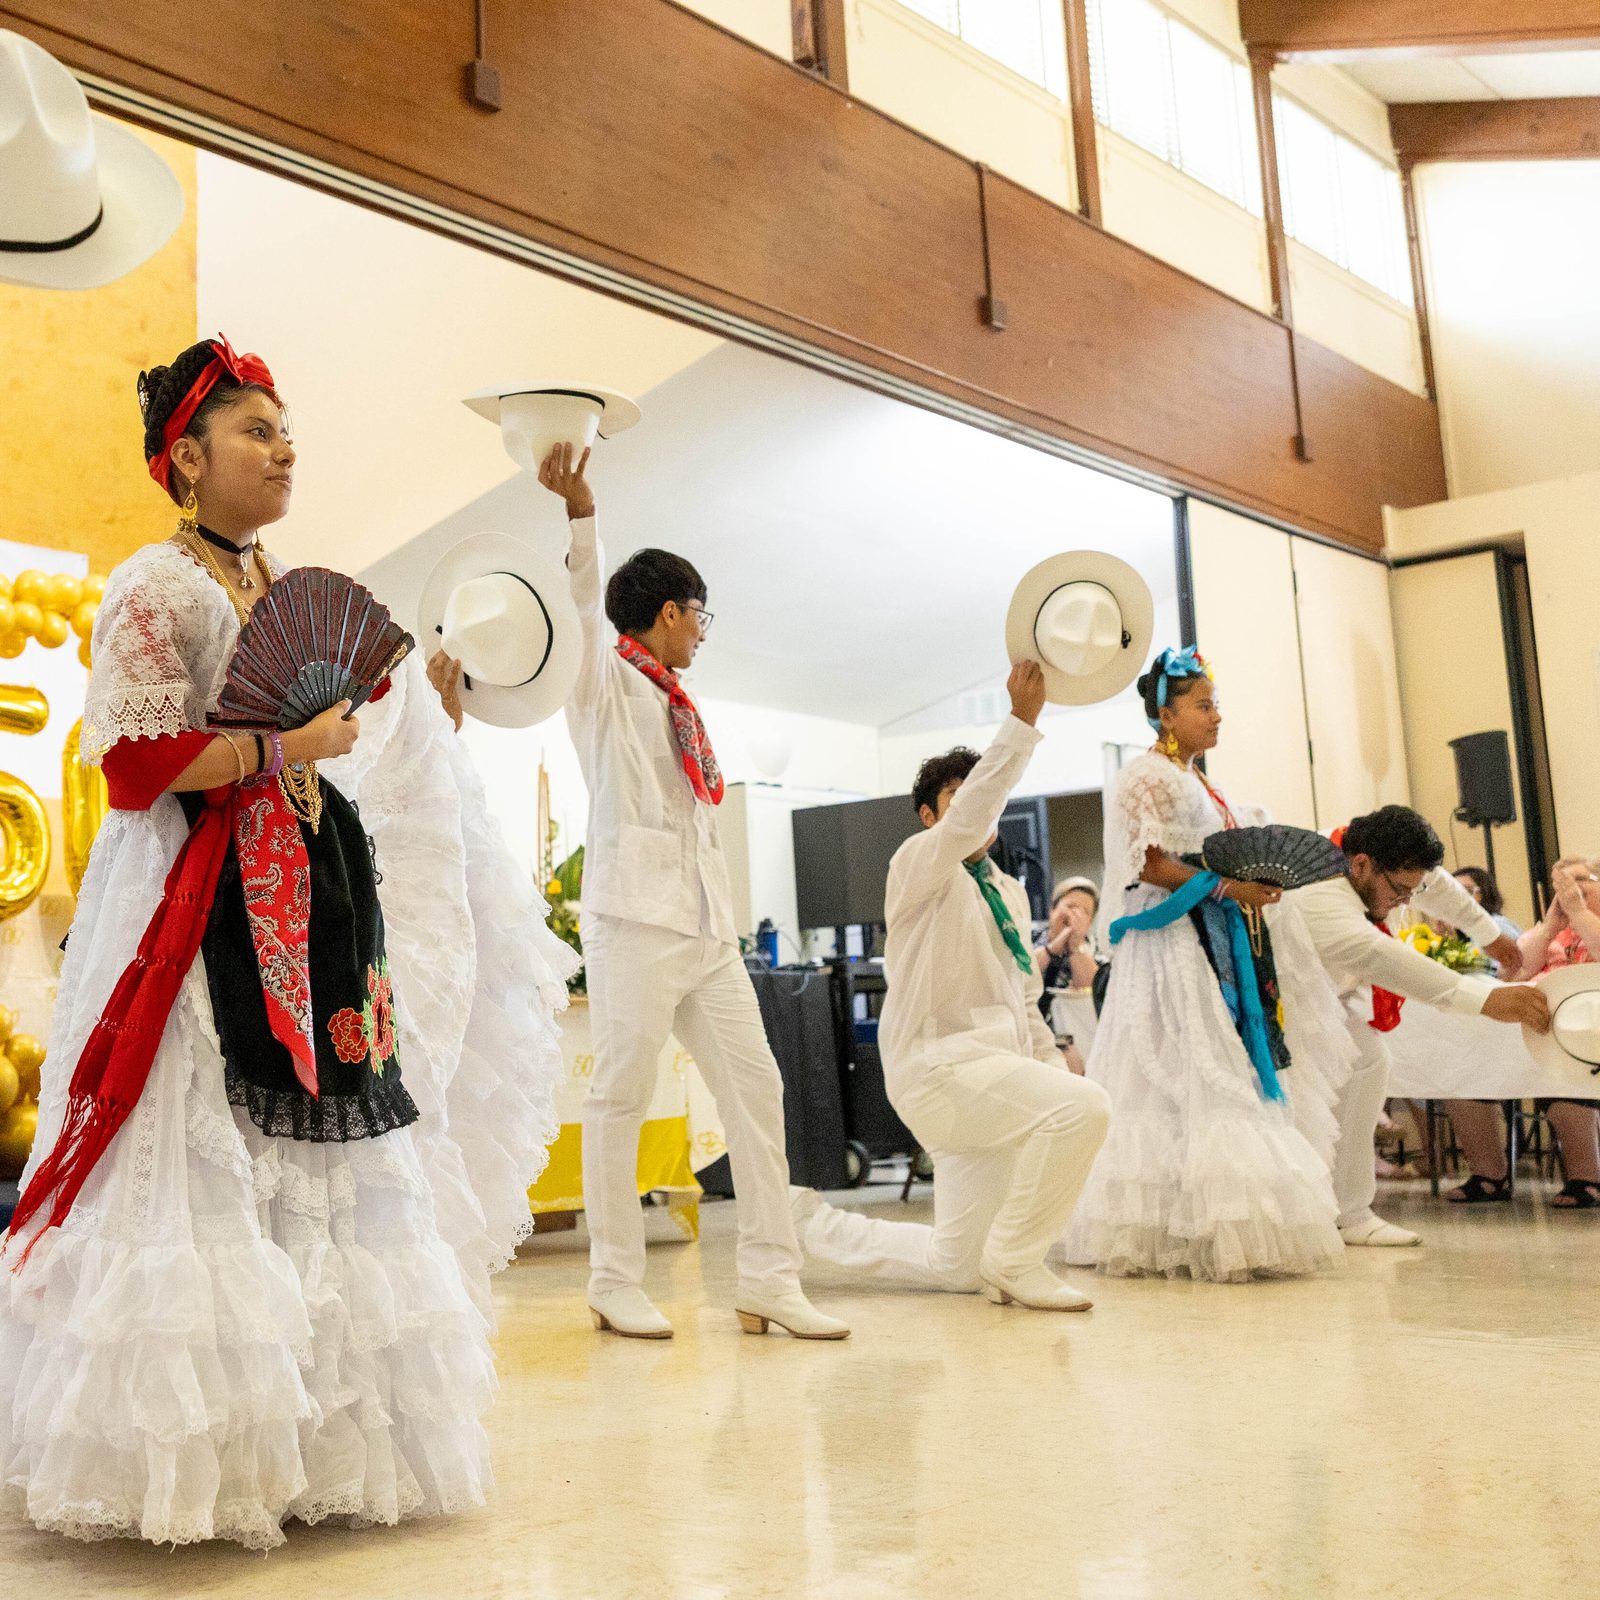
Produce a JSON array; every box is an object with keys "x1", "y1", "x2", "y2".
[{"x1": 136, "y1": 339, "x2": 281, "y2": 501}]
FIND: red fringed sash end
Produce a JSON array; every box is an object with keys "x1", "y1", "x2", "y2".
[{"x1": 7, "y1": 1092, "x2": 123, "y2": 1270}]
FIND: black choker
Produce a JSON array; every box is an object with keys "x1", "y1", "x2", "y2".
[{"x1": 197, "y1": 525, "x2": 256, "y2": 558}]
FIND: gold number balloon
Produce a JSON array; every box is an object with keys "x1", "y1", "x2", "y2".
[
  {"x1": 62, "y1": 718, "x2": 108, "y2": 896},
  {"x1": 0, "y1": 684, "x2": 51, "y2": 921}
]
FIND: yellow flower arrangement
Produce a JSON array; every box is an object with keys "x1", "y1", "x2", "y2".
[{"x1": 1397, "y1": 923, "x2": 1490, "y2": 973}]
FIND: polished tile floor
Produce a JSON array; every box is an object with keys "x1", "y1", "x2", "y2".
[{"x1": 5, "y1": 1181, "x2": 1598, "y2": 1599}]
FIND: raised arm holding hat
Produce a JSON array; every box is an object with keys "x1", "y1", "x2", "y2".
[
  {"x1": 791, "y1": 662, "x2": 1112, "y2": 1312},
  {"x1": 540, "y1": 443, "x2": 847, "y2": 1344}
]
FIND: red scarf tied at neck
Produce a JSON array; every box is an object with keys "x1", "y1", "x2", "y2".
[{"x1": 616, "y1": 635, "x2": 725, "y2": 805}]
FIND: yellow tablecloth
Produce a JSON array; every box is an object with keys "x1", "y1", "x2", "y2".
[{"x1": 528, "y1": 997, "x2": 728, "y2": 1238}]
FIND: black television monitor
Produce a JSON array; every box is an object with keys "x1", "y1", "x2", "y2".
[{"x1": 792, "y1": 793, "x2": 921, "y2": 929}]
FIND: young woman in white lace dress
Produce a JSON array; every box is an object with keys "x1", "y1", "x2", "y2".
[
  {"x1": 1061, "y1": 648, "x2": 1353, "y2": 1282},
  {"x1": 1, "y1": 338, "x2": 574, "y2": 1547}
]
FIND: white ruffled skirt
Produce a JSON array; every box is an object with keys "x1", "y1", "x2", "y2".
[
  {"x1": 2, "y1": 668, "x2": 574, "y2": 1549},
  {"x1": 1060, "y1": 888, "x2": 1352, "y2": 1283}
]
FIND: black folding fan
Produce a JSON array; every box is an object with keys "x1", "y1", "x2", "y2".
[
  {"x1": 212, "y1": 568, "x2": 414, "y2": 731},
  {"x1": 1201, "y1": 825, "x2": 1347, "y2": 890}
]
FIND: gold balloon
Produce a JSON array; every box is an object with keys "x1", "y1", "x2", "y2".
[
  {"x1": 13, "y1": 1047, "x2": 40, "y2": 1102},
  {"x1": 0, "y1": 779, "x2": 49, "y2": 921},
  {"x1": 0, "y1": 1058, "x2": 17, "y2": 1115},
  {"x1": 62, "y1": 720, "x2": 108, "y2": 896},
  {"x1": 77, "y1": 639, "x2": 92, "y2": 669},
  {"x1": 12, "y1": 601, "x2": 43, "y2": 639},
  {"x1": 0, "y1": 575, "x2": 10, "y2": 601},
  {"x1": 37, "y1": 611, "x2": 70, "y2": 650},
  {"x1": 6, "y1": 1031, "x2": 44, "y2": 1071},
  {"x1": 11, "y1": 571, "x2": 48, "y2": 607},
  {"x1": 70, "y1": 600, "x2": 97, "y2": 640},
  {"x1": 0, "y1": 1004, "x2": 14, "y2": 1044},
  {"x1": 0, "y1": 1099, "x2": 38, "y2": 1180},
  {"x1": 83, "y1": 573, "x2": 107, "y2": 602},
  {"x1": 0, "y1": 685, "x2": 48, "y2": 735},
  {"x1": 0, "y1": 600, "x2": 13, "y2": 636},
  {"x1": 50, "y1": 575, "x2": 84, "y2": 612},
  {"x1": 0, "y1": 634, "x2": 22, "y2": 661}
]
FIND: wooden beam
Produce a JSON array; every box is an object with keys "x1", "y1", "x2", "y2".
[
  {"x1": 1061, "y1": 0, "x2": 1102, "y2": 224},
  {"x1": 1397, "y1": 161, "x2": 1437, "y2": 399},
  {"x1": 1240, "y1": 1, "x2": 1600, "y2": 60},
  {"x1": 792, "y1": 0, "x2": 848, "y2": 90},
  {"x1": 0, "y1": 0, "x2": 1444, "y2": 553},
  {"x1": 1247, "y1": 49, "x2": 1311, "y2": 463},
  {"x1": 1391, "y1": 96, "x2": 1600, "y2": 163}
]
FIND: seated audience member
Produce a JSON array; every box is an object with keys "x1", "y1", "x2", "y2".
[
  {"x1": 1446, "y1": 862, "x2": 1600, "y2": 1210},
  {"x1": 1035, "y1": 876, "x2": 1101, "y2": 1005}
]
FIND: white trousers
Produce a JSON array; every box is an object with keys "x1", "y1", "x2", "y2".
[
  {"x1": 798, "y1": 1054, "x2": 1112, "y2": 1289},
  {"x1": 582, "y1": 915, "x2": 802, "y2": 1298},
  {"x1": 1332, "y1": 1018, "x2": 1391, "y2": 1227}
]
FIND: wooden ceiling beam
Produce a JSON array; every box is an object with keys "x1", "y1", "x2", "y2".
[
  {"x1": 1391, "y1": 95, "x2": 1600, "y2": 162},
  {"x1": 1239, "y1": 1, "x2": 1600, "y2": 62}
]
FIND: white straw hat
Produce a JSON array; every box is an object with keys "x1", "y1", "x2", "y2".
[
  {"x1": 1523, "y1": 964, "x2": 1600, "y2": 1089},
  {"x1": 1005, "y1": 551, "x2": 1153, "y2": 706},
  {"x1": 0, "y1": 31, "x2": 184, "y2": 290},
  {"x1": 418, "y1": 531, "x2": 581, "y2": 729},
  {"x1": 463, "y1": 383, "x2": 641, "y2": 473}
]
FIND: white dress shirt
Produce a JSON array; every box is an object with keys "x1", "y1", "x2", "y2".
[
  {"x1": 1289, "y1": 866, "x2": 1500, "y2": 1018},
  {"x1": 564, "y1": 516, "x2": 737, "y2": 944},
  {"x1": 879, "y1": 716, "x2": 1060, "y2": 1094}
]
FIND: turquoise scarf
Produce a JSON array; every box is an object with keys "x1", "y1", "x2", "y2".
[{"x1": 964, "y1": 858, "x2": 1035, "y2": 978}]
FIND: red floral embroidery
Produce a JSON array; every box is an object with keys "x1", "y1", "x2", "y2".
[{"x1": 329, "y1": 1007, "x2": 368, "y2": 1064}]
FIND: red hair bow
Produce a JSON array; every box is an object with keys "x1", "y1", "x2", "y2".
[{"x1": 146, "y1": 334, "x2": 278, "y2": 493}]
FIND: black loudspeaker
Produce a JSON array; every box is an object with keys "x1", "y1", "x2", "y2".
[{"x1": 1448, "y1": 730, "x2": 1516, "y2": 827}]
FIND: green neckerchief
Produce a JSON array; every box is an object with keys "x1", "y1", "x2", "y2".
[{"x1": 964, "y1": 857, "x2": 1035, "y2": 978}]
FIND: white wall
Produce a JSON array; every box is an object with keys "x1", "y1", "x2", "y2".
[
  {"x1": 844, "y1": 0, "x2": 1076, "y2": 209},
  {"x1": 195, "y1": 153, "x2": 721, "y2": 576},
  {"x1": 1187, "y1": 503, "x2": 1317, "y2": 828},
  {"x1": 1414, "y1": 160, "x2": 1600, "y2": 498},
  {"x1": 675, "y1": 0, "x2": 792, "y2": 56}
]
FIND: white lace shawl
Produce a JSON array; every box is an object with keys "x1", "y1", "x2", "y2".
[
  {"x1": 80, "y1": 539, "x2": 283, "y2": 764},
  {"x1": 1099, "y1": 751, "x2": 1265, "y2": 935}
]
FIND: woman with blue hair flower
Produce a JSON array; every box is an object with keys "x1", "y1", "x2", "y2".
[{"x1": 1061, "y1": 648, "x2": 1353, "y2": 1281}]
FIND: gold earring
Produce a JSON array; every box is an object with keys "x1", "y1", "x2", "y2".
[
  {"x1": 177, "y1": 481, "x2": 199, "y2": 537},
  {"x1": 1164, "y1": 731, "x2": 1180, "y2": 758}
]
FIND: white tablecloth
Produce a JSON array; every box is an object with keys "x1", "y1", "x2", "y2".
[{"x1": 1384, "y1": 999, "x2": 1600, "y2": 1100}]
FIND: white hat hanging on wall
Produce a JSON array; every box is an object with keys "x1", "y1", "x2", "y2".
[
  {"x1": 1523, "y1": 965, "x2": 1600, "y2": 1090},
  {"x1": 0, "y1": 30, "x2": 184, "y2": 290},
  {"x1": 1004, "y1": 551, "x2": 1154, "y2": 706},
  {"x1": 463, "y1": 383, "x2": 641, "y2": 472},
  {"x1": 418, "y1": 531, "x2": 582, "y2": 729}
]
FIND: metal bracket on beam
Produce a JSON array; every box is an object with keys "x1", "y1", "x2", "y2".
[
  {"x1": 465, "y1": 0, "x2": 501, "y2": 110},
  {"x1": 975, "y1": 164, "x2": 1008, "y2": 331}
]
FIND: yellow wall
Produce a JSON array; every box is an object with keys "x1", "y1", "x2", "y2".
[
  {"x1": 0, "y1": 122, "x2": 197, "y2": 575},
  {"x1": 1388, "y1": 553, "x2": 1536, "y2": 928},
  {"x1": 674, "y1": 0, "x2": 792, "y2": 57},
  {"x1": 1386, "y1": 472, "x2": 1600, "y2": 857}
]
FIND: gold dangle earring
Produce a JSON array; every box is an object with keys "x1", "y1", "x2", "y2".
[
  {"x1": 1164, "y1": 730, "x2": 1180, "y2": 759},
  {"x1": 177, "y1": 478, "x2": 199, "y2": 538}
]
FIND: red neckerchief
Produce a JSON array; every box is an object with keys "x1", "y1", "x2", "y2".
[
  {"x1": 146, "y1": 335, "x2": 276, "y2": 493},
  {"x1": 1329, "y1": 825, "x2": 1405, "y2": 1031},
  {"x1": 616, "y1": 635, "x2": 725, "y2": 805}
]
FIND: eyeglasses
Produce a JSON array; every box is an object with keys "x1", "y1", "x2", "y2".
[
  {"x1": 1379, "y1": 869, "x2": 1418, "y2": 903},
  {"x1": 684, "y1": 603, "x2": 714, "y2": 638}
]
